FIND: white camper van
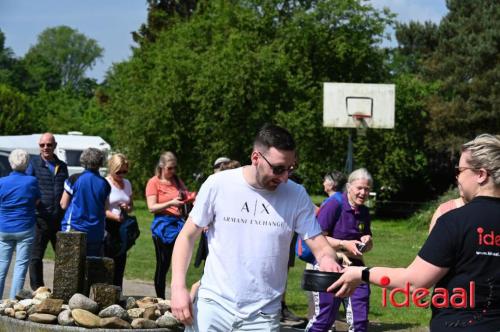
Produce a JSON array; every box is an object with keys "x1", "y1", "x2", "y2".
[{"x1": 0, "y1": 132, "x2": 111, "y2": 177}]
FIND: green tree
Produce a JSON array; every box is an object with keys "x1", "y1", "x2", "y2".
[
  {"x1": 28, "y1": 88, "x2": 110, "y2": 138},
  {"x1": 425, "y1": 0, "x2": 499, "y2": 157},
  {"x1": 132, "y1": 0, "x2": 199, "y2": 46},
  {"x1": 22, "y1": 26, "x2": 103, "y2": 92},
  {"x1": 0, "y1": 30, "x2": 26, "y2": 90},
  {"x1": 104, "y1": 0, "x2": 394, "y2": 194},
  {"x1": 0, "y1": 84, "x2": 34, "y2": 135},
  {"x1": 393, "y1": 21, "x2": 439, "y2": 75}
]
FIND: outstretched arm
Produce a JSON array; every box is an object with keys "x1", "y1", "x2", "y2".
[
  {"x1": 329, "y1": 256, "x2": 449, "y2": 297},
  {"x1": 171, "y1": 218, "x2": 204, "y2": 325}
]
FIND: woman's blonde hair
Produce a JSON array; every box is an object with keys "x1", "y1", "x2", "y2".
[
  {"x1": 108, "y1": 153, "x2": 129, "y2": 175},
  {"x1": 155, "y1": 151, "x2": 177, "y2": 178},
  {"x1": 462, "y1": 134, "x2": 500, "y2": 186}
]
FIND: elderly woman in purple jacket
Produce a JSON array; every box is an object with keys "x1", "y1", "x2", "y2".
[{"x1": 306, "y1": 168, "x2": 373, "y2": 332}]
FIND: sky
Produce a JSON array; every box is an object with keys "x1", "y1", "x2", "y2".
[{"x1": 0, "y1": 1, "x2": 448, "y2": 83}]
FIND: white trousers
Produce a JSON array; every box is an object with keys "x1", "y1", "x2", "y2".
[{"x1": 185, "y1": 296, "x2": 281, "y2": 332}]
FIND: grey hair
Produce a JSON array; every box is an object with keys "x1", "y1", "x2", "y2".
[
  {"x1": 80, "y1": 148, "x2": 104, "y2": 171},
  {"x1": 462, "y1": 134, "x2": 500, "y2": 186},
  {"x1": 347, "y1": 168, "x2": 373, "y2": 187},
  {"x1": 9, "y1": 149, "x2": 30, "y2": 172}
]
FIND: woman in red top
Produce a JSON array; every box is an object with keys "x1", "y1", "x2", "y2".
[{"x1": 146, "y1": 151, "x2": 187, "y2": 299}]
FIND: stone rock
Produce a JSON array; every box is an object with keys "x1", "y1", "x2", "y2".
[
  {"x1": 85, "y1": 257, "x2": 114, "y2": 295},
  {"x1": 0, "y1": 299, "x2": 16, "y2": 310},
  {"x1": 68, "y1": 293, "x2": 99, "y2": 313},
  {"x1": 131, "y1": 317, "x2": 157, "y2": 329},
  {"x1": 156, "y1": 311, "x2": 180, "y2": 328},
  {"x1": 15, "y1": 289, "x2": 32, "y2": 300},
  {"x1": 58, "y1": 309, "x2": 75, "y2": 326},
  {"x1": 72, "y1": 308, "x2": 101, "y2": 328},
  {"x1": 157, "y1": 299, "x2": 171, "y2": 314},
  {"x1": 35, "y1": 298, "x2": 63, "y2": 315},
  {"x1": 99, "y1": 304, "x2": 129, "y2": 321},
  {"x1": 125, "y1": 297, "x2": 137, "y2": 310},
  {"x1": 143, "y1": 305, "x2": 158, "y2": 320},
  {"x1": 5, "y1": 307, "x2": 15, "y2": 317},
  {"x1": 27, "y1": 304, "x2": 38, "y2": 315},
  {"x1": 18, "y1": 299, "x2": 34, "y2": 307},
  {"x1": 62, "y1": 304, "x2": 70, "y2": 310},
  {"x1": 53, "y1": 231, "x2": 86, "y2": 302},
  {"x1": 136, "y1": 296, "x2": 157, "y2": 308},
  {"x1": 89, "y1": 283, "x2": 121, "y2": 310},
  {"x1": 28, "y1": 313, "x2": 58, "y2": 324},
  {"x1": 33, "y1": 286, "x2": 51, "y2": 296},
  {"x1": 14, "y1": 310, "x2": 27, "y2": 320},
  {"x1": 127, "y1": 307, "x2": 144, "y2": 320},
  {"x1": 14, "y1": 303, "x2": 26, "y2": 311},
  {"x1": 33, "y1": 290, "x2": 52, "y2": 302},
  {"x1": 99, "y1": 316, "x2": 132, "y2": 329}
]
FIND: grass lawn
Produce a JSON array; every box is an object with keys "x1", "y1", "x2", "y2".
[{"x1": 47, "y1": 200, "x2": 433, "y2": 327}]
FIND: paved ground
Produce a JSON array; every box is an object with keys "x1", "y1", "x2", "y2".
[{"x1": 3, "y1": 259, "x2": 428, "y2": 331}]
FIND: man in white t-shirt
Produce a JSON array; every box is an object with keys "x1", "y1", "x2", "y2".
[{"x1": 171, "y1": 124, "x2": 341, "y2": 331}]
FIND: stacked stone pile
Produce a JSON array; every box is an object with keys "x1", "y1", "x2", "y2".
[{"x1": 0, "y1": 287, "x2": 181, "y2": 330}]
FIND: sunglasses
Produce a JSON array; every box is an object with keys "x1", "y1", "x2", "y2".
[
  {"x1": 166, "y1": 166, "x2": 177, "y2": 171},
  {"x1": 116, "y1": 170, "x2": 128, "y2": 175},
  {"x1": 258, "y1": 152, "x2": 295, "y2": 176},
  {"x1": 454, "y1": 166, "x2": 476, "y2": 178},
  {"x1": 39, "y1": 143, "x2": 54, "y2": 148}
]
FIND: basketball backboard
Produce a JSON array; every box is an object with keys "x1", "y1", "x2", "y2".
[{"x1": 323, "y1": 83, "x2": 395, "y2": 129}]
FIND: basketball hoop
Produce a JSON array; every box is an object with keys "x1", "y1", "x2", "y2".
[{"x1": 323, "y1": 82, "x2": 395, "y2": 173}]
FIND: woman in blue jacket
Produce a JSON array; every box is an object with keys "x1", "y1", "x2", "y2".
[{"x1": 0, "y1": 149, "x2": 40, "y2": 299}]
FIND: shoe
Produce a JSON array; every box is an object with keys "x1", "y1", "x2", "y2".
[{"x1": 281, "y1": 303, "x2": 304, "y2": 322}]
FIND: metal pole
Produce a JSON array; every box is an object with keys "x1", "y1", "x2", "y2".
[{"x1": 344, "y1": 130, "x2": 353, "y2": 174}]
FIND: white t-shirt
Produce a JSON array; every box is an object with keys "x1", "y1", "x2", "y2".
[
  {"x1": 190, "y1": 167, "x2": 321, "y2": 318},
  {"x1": 106, "y1": 178, "x2": 132, "y2": 216}
]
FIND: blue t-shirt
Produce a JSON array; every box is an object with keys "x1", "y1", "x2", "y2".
[
  {"x1": 0, "y1": 171, "x2": 41, "y2": 232},
  {"x1": 61, "y1": 170, "x2": 111, "y2": 243}
]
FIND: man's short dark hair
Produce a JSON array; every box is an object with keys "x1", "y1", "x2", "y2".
[{"x1": 254, "y1": 124, "x2": 296, "y2": 151}]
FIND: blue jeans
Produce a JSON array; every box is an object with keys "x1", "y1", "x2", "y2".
[
  {"x1": 0, "y1": 227, "x2": 35, "y2": 299},
  {"x1": 186, "y1": 296, "x2": 281, "y2": 332}
]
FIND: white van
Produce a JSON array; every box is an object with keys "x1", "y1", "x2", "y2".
[{"x1": 0, "y1": 132, "x2": 111, "y2": 176}]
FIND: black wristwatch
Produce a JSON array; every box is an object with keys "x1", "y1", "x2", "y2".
[{"x1": 361, "y1": 267, "x2": 372, "y2": 283}]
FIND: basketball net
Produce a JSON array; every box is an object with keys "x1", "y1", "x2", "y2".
[{"x1": 353, "y1": 113, "x2": 369, "y2": 137}]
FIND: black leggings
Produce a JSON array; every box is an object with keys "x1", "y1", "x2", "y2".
[{"x1": 152, "y1": 235, "x2": 176, "y2": 299}]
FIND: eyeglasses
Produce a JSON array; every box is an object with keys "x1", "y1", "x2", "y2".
[
  {"x1": 454, "y1": 166, "x2": 476, "y2": 178},
  {"x1": 39, "y1": 143, "x2": 54, "y2": 148},
  {"x1": 258, "y1": 152, "x2": 295, "y2": 176},
  {"x1": 166, "y1": 166, "x2": 177, "y2": 171},
  {"x1": 116, "y1": 170, "x2": 128, "y2": 175}
]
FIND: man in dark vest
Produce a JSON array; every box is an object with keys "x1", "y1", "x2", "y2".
[{"x1": 27, "y1": 132, "x2": 68, "y2": 291}]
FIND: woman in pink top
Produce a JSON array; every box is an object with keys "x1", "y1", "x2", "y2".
[{"x1": 145, "y1": 151, "x2": 187, "y2": 299}]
